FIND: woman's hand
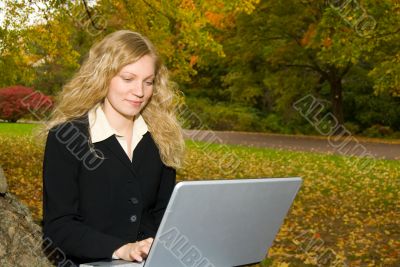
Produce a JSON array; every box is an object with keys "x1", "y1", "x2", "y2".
[{"x1": 114, "y1": 238, "x2": 154, "y2": 262}]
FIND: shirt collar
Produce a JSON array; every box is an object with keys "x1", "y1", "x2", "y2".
[{"x1": 88, "y1": 103, "x2": 148, "y2": 143}]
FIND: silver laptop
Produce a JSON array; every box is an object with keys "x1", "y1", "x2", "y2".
[{"x1": 81, "y1": 177, "x2": 302, "y2": 267}]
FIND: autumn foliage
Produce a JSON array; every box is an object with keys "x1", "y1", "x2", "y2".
[
  {"x1": 0, "y1": 86, "x2": 53, "y2": 122},
  {"x1": 0, "y1": 127, "x2": 398, "y2": 266}
]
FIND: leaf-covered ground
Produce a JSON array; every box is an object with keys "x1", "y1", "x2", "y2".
[{"x1": 0, "y1": 127, "x2": 398, "y2": 266}]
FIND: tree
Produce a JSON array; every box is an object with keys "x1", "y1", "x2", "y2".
[
  {"x1": 91, "y1": 0, "x2": 260, "y2": 83},
  {"x1": 0, "y1": 0, "x2": 81, "y2": 93},
  {"x1": 0, "y1": 2, "x2": 35, "y2": 87},
  {"x1": 1, "y1": 0, "x2": 260, "y2": 92},
  {"x1": 367, "y1": 0, "x2": 400, "y2": 97},
  {"x1": 218, "y1": 0, "x2": 400, "y2": 126}
]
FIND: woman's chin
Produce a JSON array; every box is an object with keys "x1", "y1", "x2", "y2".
[{"x1": 119, "y1": 109, "x2": 142, "y2": 119}]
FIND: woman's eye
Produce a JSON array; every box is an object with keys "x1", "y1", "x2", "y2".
[
  {"x1": 145, "y1": 81, "x2": 154, "y2": 86},
  {"x1": 120, "y1": 76, "x2": 133, "y2": 81}
]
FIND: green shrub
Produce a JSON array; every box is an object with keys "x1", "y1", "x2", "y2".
[
  {"x1": 363, "y1": 124, "x2": 394, "y2": 138},
  {"x1": 182, "y1": 97, "x2": 265, "y2": 131},
  {"x1": 0, "y1": 86, "x2": 53, "y2": 123},
  {"x1": 343, "y1": 122, "x2": 361, "y2": 135},
  {"x1": 262, "y1": 114, "x2": 282, "y2": 132}
]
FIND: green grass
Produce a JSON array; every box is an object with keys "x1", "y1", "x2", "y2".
[
  {"x1": 0, "y1": 131, "x2": 399, "y2": 266},
  {"x1": 0, "y1": 122, "x2": 40, "y2": 136}
]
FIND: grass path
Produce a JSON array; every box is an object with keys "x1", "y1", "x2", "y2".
[{"x1": 184, "y1": 129, "x2": 400, "y2": 160}]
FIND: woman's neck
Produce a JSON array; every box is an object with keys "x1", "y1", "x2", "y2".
[{"x1": 101, "y1": 99, "x2": 134, "y2": 136}]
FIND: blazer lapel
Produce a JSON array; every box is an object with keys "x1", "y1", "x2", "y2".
[
  {"x1": 131, "y1": 132, "x2": 149, "y2": 171},
  {"x1": 102, "y1": 135, "x2": 138, "y2": 177},
  {"x1": 79, "y1": 113, "x2": 139, "y2": 177}
]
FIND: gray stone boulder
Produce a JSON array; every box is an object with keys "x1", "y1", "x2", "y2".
[
  {"x1": 0, "y1": 165, "x2": 8, "y2": 194},
  {"x1": 0, "y1": 165, "x2": 53, "y2": 267}
]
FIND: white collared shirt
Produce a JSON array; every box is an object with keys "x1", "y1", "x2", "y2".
[{"x1": 88, "y1": 103, "x2": 148, "y2": 162}]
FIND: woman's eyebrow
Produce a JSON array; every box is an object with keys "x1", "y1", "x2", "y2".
[
  {"x1": 120, "y1": 72, "x2": 155, "y2": 79},
  {"x1": 120, "y1": 72, "x2": 136, "y2": 76},
  {"x1": 144, "y1": 74, "x2": 155, "y2": 79}
]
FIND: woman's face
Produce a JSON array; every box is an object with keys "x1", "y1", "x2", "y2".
[{"x1": 105, "y1": 54, "x2": 155, "y2": 119}]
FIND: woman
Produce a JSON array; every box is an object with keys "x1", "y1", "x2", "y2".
[{"x1": 42, "y1": 30, "x2": 185, "y2": 266}]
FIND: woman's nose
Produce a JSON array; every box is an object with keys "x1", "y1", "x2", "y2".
[{"x1": 130, "y1": 81, "x2": 144, "y2": 97}]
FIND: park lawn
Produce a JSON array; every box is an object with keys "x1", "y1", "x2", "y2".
[
  {"x1": 0, "y1": 122, "x2": 40, "y2": 136},
  {"x1": 0, "y1": 129, "x2": 399, "y2": 266},
  {"x1": 182, "y1": 141, "x2": 399, "y2": 266}
]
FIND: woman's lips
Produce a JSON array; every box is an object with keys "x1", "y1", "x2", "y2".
[{"x1": 126, "y1": 100, "x2": 143, "y2": 107}]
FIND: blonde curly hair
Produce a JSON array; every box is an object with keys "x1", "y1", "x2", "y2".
[{"x1": 43, "y1": 30, "x2": 185, "y2": 169}]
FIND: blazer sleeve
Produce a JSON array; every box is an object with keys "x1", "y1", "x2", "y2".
[
  {"x1": 42, "y1": 129, "x2": 127, "y2": 261},
  {"x1": 149, "y1": 164, "x2": 176, "y2": 233}
]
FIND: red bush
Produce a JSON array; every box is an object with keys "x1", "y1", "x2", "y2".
[{"x1": 0, "y1": 85, "x2": 53, "y2": 122}]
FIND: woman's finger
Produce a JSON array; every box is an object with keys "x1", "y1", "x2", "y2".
[
  {"x1": 143, "y1": 237, "x2": 153, "y2": 246},
  {"x1": 139, "y1": 243, "x2": 151, "y2": 253},
  {"x1": 129, "y1": 248, "x2": 143, "y2": 262},
  {"x1": 141, "y1": 244, "x2": 151, "y2": 255}
]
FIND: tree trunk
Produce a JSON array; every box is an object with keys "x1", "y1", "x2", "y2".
[{"x1": 329, "y1": 78, "x2": 344, "y2": 126}]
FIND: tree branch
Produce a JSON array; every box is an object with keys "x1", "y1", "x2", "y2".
[
  {"x1": 81, "y1": 0, "x2": 103, "y2": 31},
  {"x1": 139, "y1": 0, "x2": 178, "y2": 33},
  {"x1": 140, "y1": 0, "x2": 175, "y2": 23},
  {"x1": 286, "y1": 32, "x2": 330, "y2": 80}
]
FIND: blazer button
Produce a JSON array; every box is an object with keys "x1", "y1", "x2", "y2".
[
  {"x1": 130, "y1": 215, "x2": 137, "y2": 223},
  {"x1": 130, "y1": 197, "x2": 139, "y2": 205}
]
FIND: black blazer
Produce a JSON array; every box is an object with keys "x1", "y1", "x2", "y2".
[{"x1": 42, "y1": 116, "x2": 176, "y2": 265}]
